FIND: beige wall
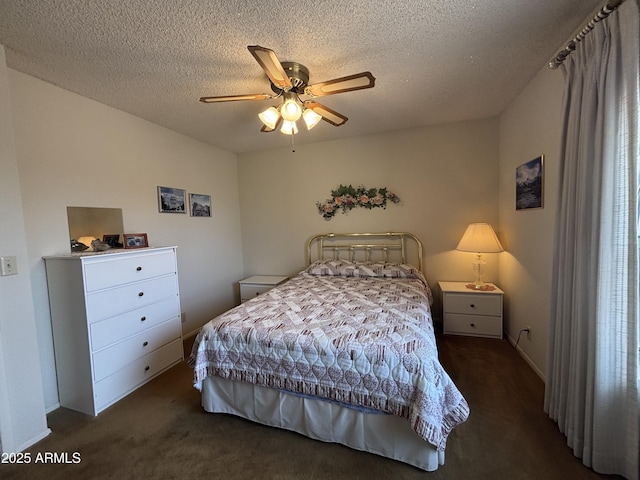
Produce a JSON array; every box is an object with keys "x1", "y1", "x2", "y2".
[
  {"x1": 238, "y1": 119, "x2": 501, "y2": 317},
  {"x1": 7, "y1": 70, "x2": 244, "y2": 411},
  {"x1": 498, "y1": 66, "x2": 565, "y2": 378},
  {"x1": 0, "y1": 47, "x2": 50, "y2": 454}
]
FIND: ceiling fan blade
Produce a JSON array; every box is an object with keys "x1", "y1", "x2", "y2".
[
  {"x1": 248, "y1": 45, "x2": 293, "y2": 91},
  {"x1": 199, "y1": 93, "x2": 273, "y2": 103},
  {"x1": 304, "y1": 101, "x2": 348, "y2": 126},
  {"x1": 304, "y1": 72, "x2": 375, "y2": 97},
  {"x1": 261, "y1": 117, "x2": 282, "y2": 133}
]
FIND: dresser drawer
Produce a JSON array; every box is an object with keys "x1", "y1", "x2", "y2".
[
  {"x1": 92, "y1": 316, "x2": 181, "y2": 381},
  {"x1": 90, "y1": 296, "x2": 180, "y2": 351},
  {"x1": 83, "y1": 249, "x2": 176, "y2": 293},
  {"x1": 93, "y1": 338, "x2": 183, "y2": 413},
  {"x1": 444, "y1": 313, "x2": 502, "y2": 338},
  {"x1": 443, "y1": 293, "x2": 502, "y2": 316},
  {"x1": 86, "y1": 274, "x2": 178, "y2": 322}
]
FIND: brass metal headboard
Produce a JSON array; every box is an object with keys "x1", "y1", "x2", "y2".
[{"x1": 306, "y1": 232, "x2": 424, "y2": 272}]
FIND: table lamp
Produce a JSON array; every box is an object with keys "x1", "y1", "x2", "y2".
[{"x1": 456, "y1": 223, "x2": 504, "y2": 290}]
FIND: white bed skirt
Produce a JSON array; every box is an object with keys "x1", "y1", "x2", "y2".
[{"x1": 201, "y1": 376, "x2": 444, "y2": 471}]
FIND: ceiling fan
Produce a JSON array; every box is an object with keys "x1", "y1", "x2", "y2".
[{"x1": 199, "y1": 45, "x2": 375, "y2": 135}]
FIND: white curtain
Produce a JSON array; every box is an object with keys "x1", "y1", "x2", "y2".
[{"x1": 544, "y1": 1, "x2": 640, "y2": 479}]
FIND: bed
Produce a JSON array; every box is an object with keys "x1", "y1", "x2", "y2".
[{"x1": 189, "y1": 232, "x2": 469, "y2": 471}]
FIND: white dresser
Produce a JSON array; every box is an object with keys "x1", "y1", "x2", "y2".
[{"x1": 44, "y1": 246, "x2": 183, "y2": 416}]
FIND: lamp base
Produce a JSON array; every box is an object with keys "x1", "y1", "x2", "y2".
[{"x1": 465, "y1": 283, "x2": 496, "y2": 291}]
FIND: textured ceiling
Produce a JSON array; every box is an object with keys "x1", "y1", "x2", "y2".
[{"x1": 0, "y1": 0, "x2": 601, "y2": 154}]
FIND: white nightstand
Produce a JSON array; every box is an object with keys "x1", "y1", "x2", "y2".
[
  {"x1": 239, "y1": 275, "x2": 288, "y2": 303},
  {"x1": 439, "y1": 281, "x2": 504, "y2": 339}
]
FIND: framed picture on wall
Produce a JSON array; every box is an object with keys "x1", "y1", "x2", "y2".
[
  {"x1": 124, "y1": 233, "x2": 148, "y2": 249},
  {"x1": 516, "y1": 155, "x2": 544, "y2": 210},
  {"x1": 157, "y1": 186, "x2": 186, "y2": 213},
  {"x1": 189, "y1": 193, "x2": 211, "y2": 217}
]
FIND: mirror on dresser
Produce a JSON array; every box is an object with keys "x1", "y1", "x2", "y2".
[{"x1": 67, "y1": 206, "x2": 124, "y2": 252}]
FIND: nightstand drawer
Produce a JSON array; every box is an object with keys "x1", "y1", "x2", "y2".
[
  {"x1": 239, "y1": 275, "x2": 288, "y2": 302},
  {"x1": 444, "y1": 313, "x2": 502, "y2": 338},
  {"x1": 240, "y1": 283, "x2": 275, "y2": 300},
  {"x1": 444, "y1": 293, "x2": 502, "y2": 316}
]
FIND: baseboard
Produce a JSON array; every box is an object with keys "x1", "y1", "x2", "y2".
[
  {"x1": 183, "y1": 328, "x2": 201, "y2": 339},
  {"x1": 14, "y1": 427, "x2": 51, "y2": 452},
  {"x1": 506, "y1": 333, "x2": 546, "y2": 382},
  {"x1": 45, "y1": 402, "x2": 60, "y2": 414}
]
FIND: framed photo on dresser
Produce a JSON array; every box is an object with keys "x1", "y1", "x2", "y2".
[{"x1": 124, "y1": 233, "x2": 148, "y2": 249}]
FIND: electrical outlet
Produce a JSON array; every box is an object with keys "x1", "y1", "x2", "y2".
[
  {"x1": 525, "y1": 325, "x2": 532, "y2": 339},
  {"x1": 0, "y1": 256, "x2": 17, "y2": 276}
]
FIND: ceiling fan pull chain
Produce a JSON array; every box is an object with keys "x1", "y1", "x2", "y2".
[{"x1": 291, "y1": 127, "x2": 296, "y2": 152}]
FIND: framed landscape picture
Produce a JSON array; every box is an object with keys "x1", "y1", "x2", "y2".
[
  {"x1": 189, "y1": 193, "x2": 211, "y2": 217},
  {"x1": 516, "y1": 155, "x2": 544, "y2": 210},
  {"x1": 157, "y1": 186, "x2": 186, "y2": 213}
]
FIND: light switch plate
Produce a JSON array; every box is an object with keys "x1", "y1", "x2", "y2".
[{"x1": 0, "y1": 256, "x2": 17, "y2": 276}]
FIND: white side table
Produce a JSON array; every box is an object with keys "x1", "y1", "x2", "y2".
[
  {"x1": 239, "y1": 275, "x2": 288, "y2": 303},
  {"x1": 439, "y1": 281, "x2": 504, "y2": 339}
]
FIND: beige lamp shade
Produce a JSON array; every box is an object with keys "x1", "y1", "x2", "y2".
[
  {"x1": 456, "y1": 223, "x2": 504, "y2": 253},
  {"x1": 456, "y1": 223, "x2": 503, "y2": 289}
]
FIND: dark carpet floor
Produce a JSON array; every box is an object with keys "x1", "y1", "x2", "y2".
[{"x1": 2, "y1": 334, "x2": 620, "y2": 479}]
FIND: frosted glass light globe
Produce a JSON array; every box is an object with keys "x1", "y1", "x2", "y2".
[{"x1": 281, "y1": 99, "x2": 302, "y2": 121}]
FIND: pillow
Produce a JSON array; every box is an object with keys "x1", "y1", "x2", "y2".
[
  {"x1": 304, "y1": 260, "x2": 432, "y2": 305},
  {"x1": 305, "y1": 259, "x2": 421, "y2": 279}
]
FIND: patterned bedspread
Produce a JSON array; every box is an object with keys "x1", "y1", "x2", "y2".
[{"x1": 189, "y1": 261, "x2": 469, "y2": 451}]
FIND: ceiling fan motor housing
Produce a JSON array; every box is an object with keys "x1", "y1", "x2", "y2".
[{"x1": 271, "y1": 61, "x2": 309, "y2": 94}]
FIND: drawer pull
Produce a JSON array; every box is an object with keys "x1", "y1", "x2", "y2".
[
  {"x1": 143, "y1": 341, "x2": 149, "y2": 347},
  {"x1": 470, "y1": 304, "x2": 475, "y2": 308},
  {"x1": 138, "y1": 292, "x2": 144, "y2": 297},
  {"x1": 470, "y1": 323, "x2": 476, "y2": 327},
  {"x1": 144, "y1": 366, "x2": 150, "y2": 372},
  {"x1": 140, "y1": 316, "x2": 147, "y2": 322},
  {"x1": 136, "y1": 266, "x2": 142, "y2": 271}
]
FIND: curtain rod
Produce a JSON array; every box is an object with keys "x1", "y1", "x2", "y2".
[{"x1": 548, "y1": 0, "x2": 625, "y2": 69}]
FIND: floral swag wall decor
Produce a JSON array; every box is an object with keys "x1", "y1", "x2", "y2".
[{"x1": 316, "y1": 184, "x2": 401, "y2": 220}]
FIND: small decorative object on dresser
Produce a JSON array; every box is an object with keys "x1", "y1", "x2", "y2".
[
  {"x1": 124, "y1": 233, "x2": 148, "y2": 249},
  {"x1": 43, "y1": 246, "x2": 183, "y2": 416},
  {"x1": 239, "y1": 275, "x2": 288, "y2": 303},
  {"x1": 103, "y1": 234, "x2": 123, "y2": 248},
  {"x1": 439, "y1": 281, "x2": 504, "y2": 339}
]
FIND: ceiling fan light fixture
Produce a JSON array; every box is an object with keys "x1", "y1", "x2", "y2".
[
  {"x1": 302, "y1": 108, "x2": 322, "y2": 130},
  {"x1": 280, "y1": 120, "x2": 298, "y2": 135},
  {"x1": 258, "y1": 106, "x2": 280, "y2": 130},
  {"x1": 281, "y1": 98, "x2": 302, "y2": 122},
  {"x1": 200, "y1": 46, "x2": 374, "y2": 138}
]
